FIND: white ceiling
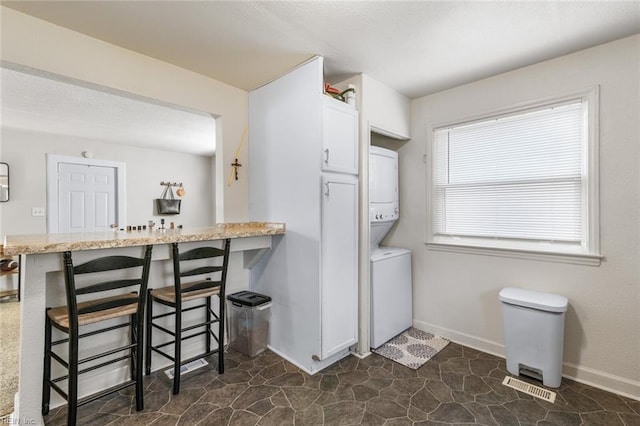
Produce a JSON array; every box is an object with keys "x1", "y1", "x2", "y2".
[
  {"x1": 2, "y1": 1, "x2": 640, "y2": 98},
  {"x1": 1, "y1": 1, "x2": 639, "y2": 153},
  {"x1": 0, "y1": 67, "x2": 217, "y2": 156}
]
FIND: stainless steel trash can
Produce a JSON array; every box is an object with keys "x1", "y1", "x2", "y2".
[
  {"x1": 499, "y1": 287, "x2": 568, "y2": 388},
  {"x1": 227, "y1": 291, "x2": 272, "y2": 357}
]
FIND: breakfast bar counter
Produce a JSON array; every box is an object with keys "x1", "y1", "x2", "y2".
[
  {"x1": 4, "y1": 222, "x2": 285, "y2": 425},
  {"x1": 2, "y1": 222, "x2": 286, "y2": 256}
]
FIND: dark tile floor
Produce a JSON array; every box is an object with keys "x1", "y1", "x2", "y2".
[{"x1": 44, "y1": 343, "x2": 640, "y2": 425}]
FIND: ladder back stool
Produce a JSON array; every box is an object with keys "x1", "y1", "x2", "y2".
[
  {"x1": 145, "y1": 239, "x2": 230, "y2": 394},
  {"x1": 42, "y1": 245, "x2": 153, "y2": 425}
]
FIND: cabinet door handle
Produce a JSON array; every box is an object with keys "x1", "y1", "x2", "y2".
[
  {"x1": 324, "y1": 182, "x2": 330, "y2": 197},
  {"x1": 324, "y1": 148, "x2": 330, "y2": 165}
]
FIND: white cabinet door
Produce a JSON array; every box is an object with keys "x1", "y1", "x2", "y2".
[
  {"x1": 320, "y1": 174, "x2": 358, "y2": 359},
  {"x1": 321, "y1": 98, "x2": 358, "y2": 175}
]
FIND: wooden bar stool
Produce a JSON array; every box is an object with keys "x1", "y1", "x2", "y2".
[
  {"x1": 42, "y1": 245, "x2": 153, "y2": 425},
  {"x1": 145, "y1": 239, "x2": 230, "y2": 394}
]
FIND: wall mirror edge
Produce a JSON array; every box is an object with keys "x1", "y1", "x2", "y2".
[{"x1": 0, "y1": 162, "x2": 9, "y2": 202}]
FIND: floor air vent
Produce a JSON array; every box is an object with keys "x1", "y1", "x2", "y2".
[
  {"x1": 164, "y1": 358, "x2": 208, "y2": 379},
  {"x1": 502, "y1": 376, "x2": 556, "y2": 403}
]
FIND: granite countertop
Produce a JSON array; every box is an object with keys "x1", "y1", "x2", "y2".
[{"x1": 2, "y1": 222, "x2": 286, "y2": 255}]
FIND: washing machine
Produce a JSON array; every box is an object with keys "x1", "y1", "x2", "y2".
[{"x1": 370, "y1": 246, "x2": 412, "y2": 348}]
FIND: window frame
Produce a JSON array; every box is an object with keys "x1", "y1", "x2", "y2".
[{"x1": 425, "y1": 87, "x2": 602, "y2": 266}]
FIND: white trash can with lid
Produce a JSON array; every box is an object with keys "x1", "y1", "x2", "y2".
[{"x1": 499, "y1": 287, "x2": 568, "y2": 388}]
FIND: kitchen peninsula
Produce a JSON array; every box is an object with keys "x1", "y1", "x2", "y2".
[{"x1": 3, "y1": 222, "x2": 285, "y2": 425}]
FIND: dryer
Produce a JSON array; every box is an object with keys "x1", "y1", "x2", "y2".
[{"x1": 369, "y1": 146, "x2": 399, "y2": 223}]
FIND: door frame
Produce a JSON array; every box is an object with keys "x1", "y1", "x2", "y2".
[{"x1": 46, "y1": 154, "x2": 126, "y2": 233}]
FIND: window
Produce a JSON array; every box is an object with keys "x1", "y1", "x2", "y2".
[{"x1": 428, "y1": 88, "x2": 601, "y2": 265}]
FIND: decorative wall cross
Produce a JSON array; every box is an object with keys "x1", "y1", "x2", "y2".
[
  {"x1": 228, "y1": 126, "x2": 248, "y2": 186},
  {"x1": 231, "y1": 158, "x2": 242, "y2": 181}
]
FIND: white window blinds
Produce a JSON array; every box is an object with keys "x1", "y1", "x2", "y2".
[{"x1": 432, "y1": 100, "x2": 587, "y2": 247}]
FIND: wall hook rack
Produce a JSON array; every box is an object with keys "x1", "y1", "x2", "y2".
[{"x1": 160, "y1": 181, "x2": 182, "y2": 187}]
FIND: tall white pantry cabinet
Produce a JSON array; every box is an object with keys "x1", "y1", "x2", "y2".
[{"x1": 248, "y1": 57, "x2": 359, "y2": 373}]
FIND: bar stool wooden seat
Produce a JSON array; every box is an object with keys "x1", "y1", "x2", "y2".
[
  {"x1": 42, "y1": 246, "x2": 153, "y2": 425},
  {"x1": 145, "y1": 239, "x2": 230, "y2": 395}
]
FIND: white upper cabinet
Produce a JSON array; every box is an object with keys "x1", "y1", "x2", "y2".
[{"x1": 321, "y1": 97, "x2": 358, "y2": 175}]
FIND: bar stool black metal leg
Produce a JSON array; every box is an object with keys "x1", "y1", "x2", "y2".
[
  {"x1": 135, "y1": 318, "x2": 144, "y2": 411},
  {"x1": 130, "y1": 313, "x2": 136, "y2": 381},
  {"x1": 41, "y1": 313, "x2": 52, "y2": 416},
  {"x1": 67, "y1": 330, "x2": 79, "y2": 426},
  {"x1": 218, "y1": 294, "x2": 225, "y2": 374},
  {"x1": 173, "y1": 307, "x2": 182, "y2": 395},
  {"x1": 206, "y1": 296, "x2": 212, "y2": 353},
  {"x1": 145, "y1": 290, "x2": 153, "y2": 376}
]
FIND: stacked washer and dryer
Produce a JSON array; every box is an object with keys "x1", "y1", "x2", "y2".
[{"x1": 369, "y1": 146, "x2": 413, "y2": 348}]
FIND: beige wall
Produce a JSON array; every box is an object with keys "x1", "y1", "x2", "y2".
[
  {"x1": 390, "y1": 35, "x2": 640, "y2": 398},
  {"x1": 0, "y1": 6, "x2": 249, "y2": 230},
  {"x1": 1, "y1": 127, "x2": 215, "y2": 234},
  {"x1": 362, "y1": 74, "x2": 412, "y2": 140}
]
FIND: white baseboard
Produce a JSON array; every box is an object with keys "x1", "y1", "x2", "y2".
[
  {"x1": 413, "y1": 320, "x2": 505, "y2": 358},
  {"x1": 350, "y1": 349, "x2": 372, "y2": 360},
  {"x1": 562, "y1": 362, "x2": 640, "y2": 401},
  {"x1": 266, "y1": 345, "x2": 312, "y2": 374},
  {"x1": 266, "y1": 345, "x2": 350, "y2": 376},
  {"x1": 413, "y1": 320, "x2": 640, "y2": 401}
]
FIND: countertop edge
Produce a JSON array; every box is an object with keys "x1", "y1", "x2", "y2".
[{"x1": 3, "y1": 222, "x2": 286, "y2": 256}]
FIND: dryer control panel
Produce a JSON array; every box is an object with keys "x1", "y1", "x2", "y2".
[{"x1": 370, "y1": 205, "x2": 399, "y2": 222}]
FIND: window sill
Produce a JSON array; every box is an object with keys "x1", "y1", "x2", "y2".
[{"x1": 425, "y1": 241, "x2": 603, "y2": 266}]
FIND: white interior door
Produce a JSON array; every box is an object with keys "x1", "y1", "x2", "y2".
[
  {"x1": 47, "y1": 155, "x2": 126, "y2": 233},
  {"x1": 58, "y1": 163, "x2": 117, "y2": 232}
]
